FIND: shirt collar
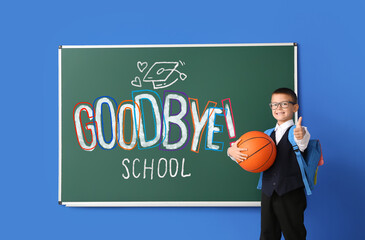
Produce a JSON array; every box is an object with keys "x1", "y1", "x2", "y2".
[{"x1": 275, "y1": 119, "x2": 295, "y2": 132}]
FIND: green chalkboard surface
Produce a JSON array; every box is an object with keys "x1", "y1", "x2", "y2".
[{"x1": 58, "y1": 43, "x2": 297, "y2": 207}]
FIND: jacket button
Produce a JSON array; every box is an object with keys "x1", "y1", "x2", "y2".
[{"x1": 273, "y1": 182, "x2": 276, "y2": 186}]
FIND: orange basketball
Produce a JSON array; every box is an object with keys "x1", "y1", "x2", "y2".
[{"x1": 236, "y1": 131, "x2": 276, "y2": 173}]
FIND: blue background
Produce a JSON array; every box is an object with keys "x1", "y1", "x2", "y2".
[{"x1": 1, "y1": 0, "x2": 364, "y2": 239}]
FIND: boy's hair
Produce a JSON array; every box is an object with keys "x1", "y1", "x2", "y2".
[{"x1": 272, "y1": 88, "x2": 298, "y2": 104}]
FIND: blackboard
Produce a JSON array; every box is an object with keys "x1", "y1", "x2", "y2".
[{"x1": 58, "y1": 43, "x2": 297, "y2": 207}]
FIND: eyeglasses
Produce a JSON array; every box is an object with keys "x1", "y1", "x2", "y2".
[{"x1": 269, "y1": 101, "x2": 296, "y2": 110}]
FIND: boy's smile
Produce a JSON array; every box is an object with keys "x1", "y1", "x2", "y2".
[{"x1": 271, "y1": 93, "x2": 299, "y2": 125}]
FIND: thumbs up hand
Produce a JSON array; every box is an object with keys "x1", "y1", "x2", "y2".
[{"x1": 294, "y1": 116, "x2": 306, "y2": 140}]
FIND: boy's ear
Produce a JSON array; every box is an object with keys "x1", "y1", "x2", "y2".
[{"x1": 293, "y1": 104, "x2": 299, "y2": 112}]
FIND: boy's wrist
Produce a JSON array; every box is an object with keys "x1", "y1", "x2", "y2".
[{"x1": 227, "y1": 148, "x2": 238, "y2": 162}]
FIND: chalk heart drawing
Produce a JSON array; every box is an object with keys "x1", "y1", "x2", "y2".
[
  {"x1": 137, "y1": 61, "x2": 148, "y2": 73},
  {"x1": 131, "y1": 76, "x2": 142, "y2": 88}
]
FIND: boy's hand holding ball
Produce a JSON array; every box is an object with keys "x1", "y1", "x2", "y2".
[
  {"x1": 228, "y1": 139, "x2": 248, "y2": 163},
  {"x1": 294, "y1": 116, "x2": 306, "y2": 140}
]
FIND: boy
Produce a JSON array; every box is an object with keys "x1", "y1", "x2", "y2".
[{"x1": 228, "y1": 88, "x2": 310, "y2": 240}]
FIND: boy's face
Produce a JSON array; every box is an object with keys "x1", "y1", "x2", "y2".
[{"x1": 271, "y1": 93, "x2": 299, "y2": 125}]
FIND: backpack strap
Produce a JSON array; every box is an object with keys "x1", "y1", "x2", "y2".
[
  {"x1": 264, "y1": 128, "x2": 275, "y2": 136},
  {"x1": 257, "y1": 128, "x2": 275, "y2": 190},
  {"x1": 288, "y1": 126, "x2": 312, "y2": 195}
]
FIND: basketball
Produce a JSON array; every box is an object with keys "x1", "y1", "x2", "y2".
[{"x1": 236, "y1": 131, "x2": 276, "y2": 173}]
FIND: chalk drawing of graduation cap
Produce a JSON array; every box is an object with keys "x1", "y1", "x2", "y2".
[{"x1": 142, "y1": 62, "x2": 187, "y2": 89}]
